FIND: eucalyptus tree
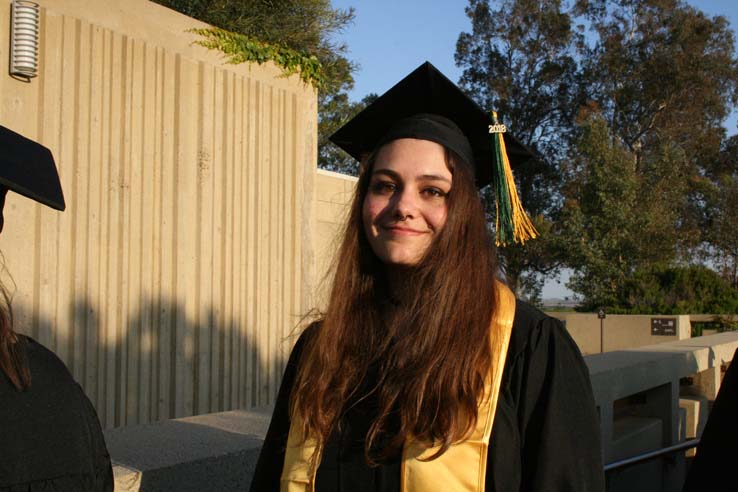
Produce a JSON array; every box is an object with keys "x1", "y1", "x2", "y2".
[{"x1": 455, "y1": 0, "x2": 581, "y2": 299}]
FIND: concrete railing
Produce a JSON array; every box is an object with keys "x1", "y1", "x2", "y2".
[
  {"x1": 105, "y1": 332, "x2": 738, "y2": 491},
  {"x1": 586, "y1": 331, "x2": 738, "y2": 491}
]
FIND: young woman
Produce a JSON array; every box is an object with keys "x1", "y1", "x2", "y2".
[
  {"x1": 0, "y1": 125, "x2": 113, "y2": 491},
  {"x1": 250, "y1": 62, "x2": 604, "y2": 492}
]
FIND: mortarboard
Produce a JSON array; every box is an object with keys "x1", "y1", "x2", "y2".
[
  {"x1": 329, "y1": 61, "x2": 537, "y2": 245},
  {"x1": 0, "y1": 125, "x2": 65, "y2": 211}
]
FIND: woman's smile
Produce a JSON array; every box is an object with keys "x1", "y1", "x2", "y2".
[{"x1": 381, "y1": 225, "x2": 428, "y2": 235}]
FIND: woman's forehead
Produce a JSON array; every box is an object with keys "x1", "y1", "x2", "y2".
[{"x1": 372, "y1": 139, "x2": 452, "y2": 179}]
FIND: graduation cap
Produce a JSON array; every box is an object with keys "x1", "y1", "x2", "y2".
[
  {"x1": 329, "y1": 61, "x2": 537, "y2": 245},
  {"x1": 0, "y1": 125, "x2": 65, "y2": 211}
]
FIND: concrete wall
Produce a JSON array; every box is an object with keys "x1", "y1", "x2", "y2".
[
  {"x1": 564, "y1": 314, "x2": 691, "y2": 355},
  {"x1": 0, "y1": 0, "x2": 317, "y2": 428},
  {"x1": 312, "y1": 169, "x2": 357, "y2": 308}
]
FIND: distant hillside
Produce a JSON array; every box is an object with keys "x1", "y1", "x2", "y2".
[{"x1": 541, "y1": 298, "x2": 580, "y2": 310}]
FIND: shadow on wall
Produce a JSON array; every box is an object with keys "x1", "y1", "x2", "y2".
[{"x1": 11, "y1": 295, "x2": 298, "y2": 429}]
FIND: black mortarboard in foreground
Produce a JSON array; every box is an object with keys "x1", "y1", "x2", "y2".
[
  {"x1": 329, "y1": 61, "x2": 534, "y2": 188},
  {"x1": 329, "y1": 61, "x2": 538, "y2": 245},
  {"x1": 0, "y1": 125, "x2": 65, "y2": 211}
]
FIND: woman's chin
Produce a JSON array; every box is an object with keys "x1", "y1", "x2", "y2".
[{"x1": 382, "y1": 253, "x2": 422, "y2": 268}]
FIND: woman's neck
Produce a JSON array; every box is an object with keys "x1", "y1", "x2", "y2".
[{"x1": 383, "y1": 265, "x2": 419, "y2": 305}]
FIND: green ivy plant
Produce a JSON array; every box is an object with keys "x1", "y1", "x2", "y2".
[{"x1": 190, "y1": 27, "x2": 325, "y2": 88}]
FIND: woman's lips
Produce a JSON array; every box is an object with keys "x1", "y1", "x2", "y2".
[{"x1": 381, "y1": 225, "x2": 427, "y2": 236}]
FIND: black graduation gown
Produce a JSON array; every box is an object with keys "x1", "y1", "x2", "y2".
[
  {"x1": 0, "y1": 336, "x2": 113, "y2": 492},
  {"x1": 250, "y1": 301, "x2": 605, "y2": 492},
  {"x1": 682, "y1": 347, "x2": 738, "y2": 492}
]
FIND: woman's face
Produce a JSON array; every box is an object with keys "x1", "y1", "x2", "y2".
[{"x1": 362, "y1": 138, "x2": 452, "y2": 266}]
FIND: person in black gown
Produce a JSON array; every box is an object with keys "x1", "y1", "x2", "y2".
[
  {"x1": 250, "y1": 62, "x2": 604, "y2": 492},
  {"x1": 0, "y1": 126, "x2": 113, "y2": 491},
  {"x1": 682, "y1": 347, "x2": 738, "y2": 492}
]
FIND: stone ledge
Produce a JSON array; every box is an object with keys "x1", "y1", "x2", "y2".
[
  {"x1": 586, "y1": 331, "x2": 738, "y2": 403},
  {"x1": 105, "y1": 408, "x2": 272, "y2": 492}
]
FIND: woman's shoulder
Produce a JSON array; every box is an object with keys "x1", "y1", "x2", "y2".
[
  {"x1": 284, "y1": 320, "x2": 322, "y2": 362},
  {"x1": 7, "y1": 335, "x2": 88, "y2": 403},
  {"x1": 0, "y1": 336, "x2": 113, "y2": 491},
  {"x1": 21, "y1": 334, "x2": 62, "y2": 360},
  {"x1": 506, "y1": 299, "x2": 574, "y2": 362},
  {"x1": 509, "y1": 299, "x2": 553, "y2": 342},
  {"x1": 18, "y1": 335, "x2": 76, "y2": 382}
]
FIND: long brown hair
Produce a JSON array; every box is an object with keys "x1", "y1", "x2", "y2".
[
  {"x1": 291, "y1": 146, "x2": 501, "y2": 462},
  {"x1": 0, "y1": 277, "x2": 30, "y2": 391}
]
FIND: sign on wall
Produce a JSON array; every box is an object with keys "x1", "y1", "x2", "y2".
[{"x1": 651, "y1": 317, "x2": 677, "y2": 336}]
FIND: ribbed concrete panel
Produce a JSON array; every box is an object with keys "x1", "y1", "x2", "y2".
[
  {"x1": 312, "y1": 170, "x2": 358, "y2": 310},
  {"x1": 0, "y1": 1, "x2": 317, "y2": 429}
]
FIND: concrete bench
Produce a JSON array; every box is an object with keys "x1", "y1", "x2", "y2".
[{"x1": 105, "y1": 408, "x2": 272, "y2": 492}]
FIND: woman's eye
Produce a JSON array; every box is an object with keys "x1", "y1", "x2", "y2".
[
  {"x1": 370, "y1": 181, "x2": 396, "y2": 194},
  {"x1": 422, "y1": 187, "x2": 447, "y2": 198}
]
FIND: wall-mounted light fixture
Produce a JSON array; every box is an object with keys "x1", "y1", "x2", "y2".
[{"x1": 10, "y1": 0, "x2": 40, "y2": 79}]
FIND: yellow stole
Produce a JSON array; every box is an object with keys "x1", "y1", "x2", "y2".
[{"x1": 280, "y1": 283, "x2": 516, "y2": 492}]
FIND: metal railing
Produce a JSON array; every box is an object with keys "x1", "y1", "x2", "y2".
[{"x1": 604, "y1": 438, "x2": 700, "y2": 472}]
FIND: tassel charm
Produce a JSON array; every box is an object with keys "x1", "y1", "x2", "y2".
[{"x1": 489, "y1": 111, "x2": 538, "y2": 246}]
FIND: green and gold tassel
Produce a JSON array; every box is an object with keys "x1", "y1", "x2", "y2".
[{"x1": 489, "y1": 111, "x2": 538, "y2": 246}]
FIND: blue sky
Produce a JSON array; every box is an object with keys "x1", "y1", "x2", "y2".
[
  {"x1": 331, "y1": 1, "x2": 738, "y2": 131},
  {"x1": 329, "y1": 0, "x2": 738, "y2": 299}
]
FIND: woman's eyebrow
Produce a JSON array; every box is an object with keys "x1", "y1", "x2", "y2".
[
  {"x1": 372, "y1": 169, "x2": 451, "y2": 185},
  {"x1": 371, "y1": 168, "x2": 400, "y2": 179},
  {"x1": 417, "y1": 174, "x2": 451, "y2": 184}
]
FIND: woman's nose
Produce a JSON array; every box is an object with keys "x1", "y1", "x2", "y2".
[{"x1": 391, "y1": 187, "x2": 418, "y2": 220}]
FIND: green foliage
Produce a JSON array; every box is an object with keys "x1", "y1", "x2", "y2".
[
  {"x1": 560, "y1": 113, "x2": 689, "y2": 307},
  {"x1": 318, "y1": 93, "x2": 377, "y2": 175},
  {"x1": 703, "y1": 136, "x2": 738, "y2": 287},
  {"x1": 456, "y1": 0, "x2": 579, "y2": 296},
  {"x1": 156, "y1": 0, "x2": 354, "y2": 78},
  {"x1": 692, "y1": 318, "x2": 738, "y2": 337},
  {"x1": 156, "y1": 0, "x2": 359, "y2": 173},
  {"x1": 493, "y1": 212, "x2": 563, "y2": 304},
  {"x1": 457, "y1": 0, "x2": 738, "y2": 305},
  {"x1": 602, "y1": 265, "x2": 738, "y2": 315},
  {"x1": 714, "y1": 316, "x2": 738, "y2": 332},
  {"x1": 575, "y1": 0, "x2": 738, "y2": 161},
  {"x1": 573, "y1": 0, "x2": 738, "y2": 259},
  {"x1": 561, "y1": 114, "x2": 644, "y2": 307},
  {"x1": 190, "y1": 28, "x2": 325, "y2": 87},
  {"x1": 457, "y1": 0, "x2": 580, "y2": 162},
  {"x1": 709, "y1": 174, "x2": 738, "y2": 286}
]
